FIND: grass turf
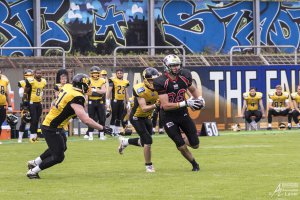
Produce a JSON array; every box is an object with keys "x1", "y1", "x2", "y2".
[{"x1": 0, "y1": 130, "x2": 299, "y2": 200}]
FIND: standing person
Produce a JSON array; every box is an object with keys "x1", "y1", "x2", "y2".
[
  {"x1": 84, "y1": 66, "x2": 106, "y2": 140},
  {"x1": 0, "y1": 70, "x2": 12, "y2": 144},
  {"x1": 106, "y1": 68, "x2": 130, "y2": 136},
  {"x1": 52, "y1": 69, "x2": 72, "y2": 137},
  {"x1": 267, "y1": 85, "x2": 291, "y2": 130},
  {"x1": 118, "y1": 68, "x2": 159, "y2": 172},
  {"x1": 153, "y1": 54, "x2": 205, "y2": 171},
  {"x1": 17, "y1": 69, "x2": 34, "y2": 143},
  {"x1": 23, "y1": 69, "x2": 47, "y2": 142},
  {"x1": 26, "y1": 74, "x2": 112, "y2": 179},
  {"x1": 290, "y1": 85, "x2": 300, "y2": 128},
  {"x1": 241, "y1": 87, "x2": 265, "y2": 130}
]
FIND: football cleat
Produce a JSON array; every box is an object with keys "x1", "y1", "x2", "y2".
[
  {"x1": 27, "y1": 160, "x2": 37, "y2": 170},
  {"x1": 18, "y1": 139, "x2": 22, "y2": 143},
  {"x1": 146, "y1": 165, "x2": 155, "y2": 173},
  {"x1": 192, "y1": 164, "x2": 200, "y2": 171},
  {"x1": 118, "y1": 137, "x2": 128, "y2": 155},
  {"x1": 83, "y1": 135, "x2": 89, "y2": 139},
  {"x1": 26, "y1": 170, "x2": 40, "y2": 179}
]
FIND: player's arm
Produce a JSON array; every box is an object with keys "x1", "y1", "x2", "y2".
[
  {"x1": 22, "y1": 79, "x2": 31, "y2": 103},
  {"x1": 187, "y1": 84, "x2": 200, "y2": 99},
  {"x1": 137, "y1": 97, "x2": 157, "y2": 113},
  {"x1": 92, "y1": 84, "x2": 106, "y2": 96},
  {"x1": 106, "y1": 79, "x2": 113, "y2": 108},
  {"x1": 292, "y1": 99, "x2": 300, "y2": 112},
  {"x1": 284, "y1": 99, "x2": 290, "y2": 109},
  {"x1": 258, "y1": 99, "x2": 265, "y2": 116},
  {"x1": 240, "y1": 99, "x2": 247, "y2": 118},
  {"x1": 5, "y1": 83, "x2": 12, "y2": 111},
  {"x1": 71, "y1": 103, "x2": 112, "y2": 133}
]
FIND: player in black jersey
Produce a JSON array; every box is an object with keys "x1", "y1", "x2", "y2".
[{"x1": 153, "y1": 54, "x2": 205, "y2": 171}]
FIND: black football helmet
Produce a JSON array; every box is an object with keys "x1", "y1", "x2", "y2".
[
  {"x1": 21, "y1": 110, "x2": 31, "y2": 123},
  {"x1": 142, "y1": 67, "x2": 159, "y2": 90},
  {"x1": 90, "y1": 66, "x2": 101, "y2": 79},
  {"x1": 6, "y1": 114, "x2": 18, "y2": 127},
  {"x1": 72, "y1": 73, "x2": 91, "y2": 93}
]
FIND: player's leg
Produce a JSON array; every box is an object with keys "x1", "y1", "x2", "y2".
[
  {"x1": 280, "y1": 109, "x2": 292, "y2": 129},
  {"x1": 86, "y1": 101, "x2": 97, "y2": 140},
  {"x1": 0, "y1": 106, "x2": 6, "y2": 144},
  {"x1": 114, "y1": 100, "x2": 124, "y2": 136},
  {"x1": 18, "y1": 121, "x2": 26, "y2": 143},
  {"x1": 151, "y1": 107, "x2": 158, "y2": 134},
  {"x1": 97, "y1": 103, "x2": 106, "y2": 140},
  {"x1": 291, "y1": 110, "x2": 300, "y2": 128},
  {"x1": 267, "y1": 109, "x2": 276, "y2": 130},
  {"x1": 110, "y1": 99, "x2": 117, "y2": 135},
  {"x1": 158, "y1": 109, "x2": 164, "y2": 134},
  {"x1": 27, "y1": 128, "x2": 66, "y2": 179},
  {"x1": 29, "y1": 103, "x2": 38, "y2": 141}
]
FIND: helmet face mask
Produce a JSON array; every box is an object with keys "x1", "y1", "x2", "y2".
[
  {"x1": 72, "y1": 74, "x2": 91, "y2": 93},
  {"x1": 163, "y1": 54, "x2": 182, "y2": 75},
  {"x1": 90, "y1": 66, "x2": 101, "y2": 80},
  {"x1": 142, "y1": 67, "x2": 159, "y2": 90}
]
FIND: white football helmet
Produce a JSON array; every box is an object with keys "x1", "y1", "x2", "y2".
[{"x1": 163, "y1": 54, "x2": 181, "y2": 75}]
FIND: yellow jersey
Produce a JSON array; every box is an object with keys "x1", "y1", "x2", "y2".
[
  {"x1": 268, "y1": 91, "x2": 289, "y2": 108},
  {"x1": 0, "y1": 77, "x2": 9, "y2": 106},
  {"x1": 109, "y1": 77, "x2": 129, "y2": 100},
  {"x1": 243, "y1": 92, "x2": 263, "y2": 111},
  {"x1": 131, "y1": 82, "x2": 158, "y2": 118},
  {"x1": 43, "y1": 86, "x2": 85, "y2": 129},
  {"x1": 291, "y1": 92, "x2": 300, "y2": 109},
  {"x1": 88, "y1": 78, "x2": 106, "y2": 101},
  {"x1": 26, "y1": 78, "x2": 47, "y2": 103},
  {"x1": 18, "y1": 80, "x2": 27, "y2": 89}
]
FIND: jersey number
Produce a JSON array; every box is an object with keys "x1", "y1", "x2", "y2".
[
  {"x1": 55, "y1": 92, "x2": 67, "y2": 108},
  {"x1": 117, "y1": 85, "x2": 125, "y2": 95},
  {"x1": 168, "y1": 89, "x2": 186, "y2": 103},
  {"x1": 0, "y1": 86, "x2": 5, "y2": 95},
  {"x1": 36, "y1": 88, "x2": 41, "y2": 96},
  {"x1": 274, "y1": 102, "x2": 283, "y2": 107}
]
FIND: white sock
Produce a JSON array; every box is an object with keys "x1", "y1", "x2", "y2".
[
  {"x1": 123, "y1": 138, "x2": 129, "y2": 146},
  {"x1": 159, "y1": 128, "x2": 164, "y2": 132},
  {"x1": 268, "y1": 124, "x2": 272, "y2": 127},
  {"x1": 288, "y1": 123, "x2": 291, "y2": 127},
  {"x1": 297, "y1": 123, "x2": 300, "y2": 127},
  {"x1": 34, "y1": 157, "x2": 42, "y2": 165},
  {"x1": 18, "y1": 132, "x2": 24, "y2": 140},
  {"x1": 99, "y1": 132, "x2": 104, "y2": 137},
  {"x1": 115, "y1": 126, "x2": 121, "y2": 134},
  {"x1": 32, "y1": 166, "x2": 41, "y2": 174},
  {"x1": 88, "y1": 132, "x2": 93, "y2": 138}
]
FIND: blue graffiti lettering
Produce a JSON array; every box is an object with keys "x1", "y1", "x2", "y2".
[{"x1": 94, "y1": 5, "x2": 127, "y2": 46}]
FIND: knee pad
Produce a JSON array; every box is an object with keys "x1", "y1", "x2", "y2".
[
  {"x1": 53, "y1": 153, "x2": 65, "y2": 164},
  {"x1": 140, "y1": 136, "x2": 153, "y2": 146}
]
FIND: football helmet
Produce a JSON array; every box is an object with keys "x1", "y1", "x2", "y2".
[
  {"x1": 6, "y1": 114, "x2": 18, "y2": 127},
  {"x1": 163, "y1": 54, "x2": 182, "y2": 75},
  {"x1": 21, "y1": 110, "x2": 31, "y2": 123},
  {"x1": 142, "y1": 67, "x2": 159, "y2": 90},
  {"x1": 90, "y1": 66, "x2": 101, "y2": 79},
  {"x1": 72, "y1": 73, "x2": 91, "y2": 93},
  {"x1": 24, "y1": 69, "x2": 34, "y2": 79},
  {"x1": 101, "y1": 70, "x2": 107, "y2": 75}
]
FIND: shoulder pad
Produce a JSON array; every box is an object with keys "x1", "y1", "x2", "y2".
[
  {"x1": 283, "y1": 92, "x2": 289, "y2": 98},
  {"x1": 268, "y1": 91, "x2": 275, "y2": 96},
  {"x1": 291, "y1": 92, "x2": 297, "y2": 99},
  {"x1": 243, "y1": 92, "x2": 249, "y2": 98},
  {"x1": 256, "y1": 92, "x2": 263, "y2": 98}
]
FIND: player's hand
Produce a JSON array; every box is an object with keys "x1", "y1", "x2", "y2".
[
  {"x1": 102, "y1": 126, "x2": 113, "y2": 135},
  {"x1": 280, "y1": 107, "x2": 286, "y2": 112},
  {"x1": 198, "y1": 96, "x2": 205, "y2": 108},
  {"x1": 154, "y1": 99, "x2": 160, "y2": 108},
  {"x1": 274, "y1": 107, "x2": 280, "y2": 112},
  {"x1": 186, "y1": 99, "x2": 203, "y2": 110}
]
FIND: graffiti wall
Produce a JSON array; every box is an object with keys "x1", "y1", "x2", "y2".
[{"x1": 0, "y1": 0, "x2": 300, "y2": 56}]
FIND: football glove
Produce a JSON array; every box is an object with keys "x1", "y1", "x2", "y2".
[
  {"x1": 102, "y1": 126, "x2": 113, "y2": 135},
  {"x1": 186, "y1": 99, "x2": 203, "y2": 110}
]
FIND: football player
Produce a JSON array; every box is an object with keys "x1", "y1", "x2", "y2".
[
  {"x1": 17, "y1": 69, "x2": 34, "y2": 143},
  {"x1": 106, "y1": 68, "x2": 130, "y2": 136},
  {"x1": 153, "y1": 54, "x2": 205, "y2": 171},
  {"x1": 267, "y1": 85, "x2": 292, "y2": 130},
  {"x1": 84, "y1": 66, "x2": 106, "y2": 140},
  {"x1": 118, "y1": 68, "x2": 159, "y2": 172},
  {"x1": 290, "y1": 85, "x2": 300, "y2": 128},
  {"x1": 0, "y1": 70, "x2": 12, "y2": 144},
  {"x1": 26, "y1": 74, "x2": 113, "y2": 179},
  {"x1": 23, "y1": 69, "x2": 47, "y2": 142},
  {"x1": 241, "y1": 87, "x2": 265, "y2": 130}
]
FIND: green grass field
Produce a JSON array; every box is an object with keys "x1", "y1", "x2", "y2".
[{"x1": 0, "y1": 130, "x2": 299, "y2": 200}]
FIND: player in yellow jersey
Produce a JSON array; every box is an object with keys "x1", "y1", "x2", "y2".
[
  {"x1": 290, "y1": 85, "x2": 300, "y2": 128},
  {"x1": 241, "y1": 87, "x2": 265, "y2": 130},
  {"x1": 26, "y1": 74, "x2": 112, "y2": 179},
  {"x1": 84, "y1": 66, "x2": 106, "y2": 140},
  {"x1": 106, "y1": 68, "x2": 130, "y2": 136},
  {"x1": 118, "y1": 67, "x2": 160, "y2": 172},
  {"x1": 0, "y1": 70, "x2": 12, "y2": 144},
  {"x1": 23, "y1": 69, "x2": 47, "y2": 142},
  {"x1": 17, "y1": 69, "x2": 34, "y2": 143},
  {"x1": 267, "y1": 85, "x2": 292, "y2": 130}
]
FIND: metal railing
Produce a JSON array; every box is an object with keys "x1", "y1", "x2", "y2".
[
  {"x1": 113, "y1": 46, "x2": 186, "y2": 67},
  {"x1": 229, "y1": 45, "x2": 297, "y2": 66},
  {"x1": 0, "y1": 47, "x2": 66, "y2": 69}
]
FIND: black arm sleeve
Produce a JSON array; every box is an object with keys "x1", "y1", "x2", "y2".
[
  {"x1": 71, "y1": 96, "x2": 85, "y2": 106},
  {"x1": 91, "y1": 92, "x2": 101, "y2": 97},
  {"x1": 108, "y1": 78, "x2": 114, "y2": 87}
]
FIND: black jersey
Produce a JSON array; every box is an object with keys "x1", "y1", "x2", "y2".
[{"x1": 153, "y1": 69, "x2": 192, "y2": 113}]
